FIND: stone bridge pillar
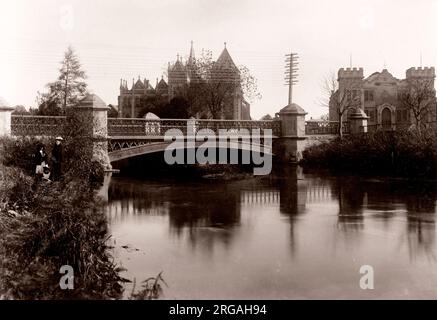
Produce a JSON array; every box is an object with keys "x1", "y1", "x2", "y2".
[
  {"x1": 277, "y1": 103, "x2": 307, "y2": 163},
  {"x1": 0, "y1": 97, "x2": 14, "y2": 136},
  {"x1": 349, "y1": 108, "x2": 368, "y2": 134},
  {"x1": 71, "y1": 94, "x2": 111, "y2": 170}
]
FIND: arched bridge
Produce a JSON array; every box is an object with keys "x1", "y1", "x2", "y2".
[
  {"x1": 107, "y1": 118, "x2": 281, "y2": 162},
  {"x1": 1, "y1": 93, "x2": 362, "y2": 164}
]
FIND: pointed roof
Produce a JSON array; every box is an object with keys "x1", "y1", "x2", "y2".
[
  {"x1": 147, "y1": 82, "x2": 154, "y2": 90},
  {"x1": 172, "y1": 58, "x2": 185, "y2": 72},
  {"x1": 134, "y1": 78, "x2": 145, "y2": 89},
  {"x1": 157, "y1": 78, "x2": 168, "y2": 89},
  {"x1": 78, "y1": 94, "x2": 108, "y2": 110},
  {"x1": 279, "y1": 103, "x2": 307, "y2": 115},
  {"x1": 216, "y1": 44, "x2": 238, "y2": 71},
  {"x1": 188, "y1": 41, "x2": 195, "y2": 65},
  {"x1": 364, "y1": 69, "x2": 400, "y2": 84}
]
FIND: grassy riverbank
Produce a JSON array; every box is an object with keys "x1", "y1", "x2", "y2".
[
  {"x1": 300, "y1": 130, "x2": 437, "y2": 179},
  {"x1": 0, "y1": 136, "x2": 127, "y2": 299}
]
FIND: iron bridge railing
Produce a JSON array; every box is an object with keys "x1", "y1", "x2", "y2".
[
  {"x1": 11, "y1": 115, "x2": 67, "y2": 136},
  {"x1": 305, "y1": 121, "x2": 349, "y2": 135},
  {"x1": 107, "y1": 118, "x2": 282, "y2": 138}
]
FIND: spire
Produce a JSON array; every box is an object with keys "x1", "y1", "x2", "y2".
[
  {"x1": 156, "y1": 77, "x2": 159, "y2": 88},
  {"x1": 188, "y1": 40, "x2": 195, "y2": 64}
]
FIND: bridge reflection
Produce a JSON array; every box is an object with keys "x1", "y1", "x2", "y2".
[{"x1": 106, "y1": 170, "x2": 437, "y2": 260}]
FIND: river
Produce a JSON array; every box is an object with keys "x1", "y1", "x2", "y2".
[{"x1": 105, "y1": 167, "x2": 437, "y2": 299}]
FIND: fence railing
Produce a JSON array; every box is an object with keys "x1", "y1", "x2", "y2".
[
  {"x1": 10, "y1": 116, "x2": 282, "y2": 138},
  {"x1": 11, "y1": 115, "x2": 67, "y2": 136},
  {"x1": 367, "y1": 122, "x2": 415, "y2": 132},
  {"x1": 305, "y1": 121, "x2": 349, "y2": 135},
  {"x1": 108, "y1": 118, "x2": 187, "y2": 137},
  {"x1": 108, "y1": 118, "x2": 282, "y2": 137}
]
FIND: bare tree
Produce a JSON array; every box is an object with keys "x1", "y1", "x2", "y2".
[
  {"x1": 399, "y1": 79, "x2": 436, "y2": 136},
  {"x1": 183, "y1": 50, "x2": 260, "y2": 119},
  {"x1": 321, "y1": 71, "x2": 361, "y2": 138}
]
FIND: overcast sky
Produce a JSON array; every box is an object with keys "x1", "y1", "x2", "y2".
[{"x1": 1, "y1": 0, "x2": 437, "y2": 119}]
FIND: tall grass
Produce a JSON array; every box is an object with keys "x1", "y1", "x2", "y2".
[
  {"x1": 0, "y1": 129, "x2": 162, "y2": 299},
  {"x1": 0, "y1": 165, "x2": 126, "y2": 299}
]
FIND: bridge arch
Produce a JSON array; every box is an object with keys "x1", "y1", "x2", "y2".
[{"x1": 108, "y1": 139, "x2": 274, "y2": 163}]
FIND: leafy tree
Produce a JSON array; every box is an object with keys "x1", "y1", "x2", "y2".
[
  {"x1": 12, "y1": 105, "x2": 29, "y2": 115},
  {"x1": 136, "y1": 95, "x2": 167, "y2": 118},
  {"x1": 320, "y1": 113, "x2": 330, "y2": 121},
  {"x1": 159, "y1": 97, "x2": 190, "y2": 119},
  {"x1": 35, "y1": 90, "x2": 62, "y2": 116},
  {"x1": 37, "y1": 46, "x2": 88, "y2": 115},
  {"x1": 107, "y1": 104, "x2": 119, "y2": 118}
]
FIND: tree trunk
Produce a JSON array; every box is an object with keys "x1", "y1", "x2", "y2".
[
  {"x1": 338, "y1": 112, "x2": 343, "y2": 139},
  {"x1": 63, "y1": 65, "x2": 69, "y2": 111}
]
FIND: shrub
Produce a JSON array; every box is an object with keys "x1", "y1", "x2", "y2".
[
  {"x1": 0, "y1": 171, "x2": 126, "y2": 299},
  {"x1": 301, "y1": 130, "x2": 437, "y2": 178},
  {"x1": 0, "y1": 136, "x2": 52, "y2": 175}
]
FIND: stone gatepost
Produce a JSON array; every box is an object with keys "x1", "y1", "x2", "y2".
[
  {"x1": 0, "y1": 97, "x2": 14, "y2": 136},
  {"x1": 348, "y1": 108, "x2": 369, "y2": 134},
  {"x1": 71, "y1": 94, "x2": 112, "y2": 170},
  {"x1": 277, "y1": 103, "x2": 307, "y2": 163}
]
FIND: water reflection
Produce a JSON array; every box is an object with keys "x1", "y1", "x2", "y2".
[{"x1": 106, "y1": 169, "x2": 437, "y2": 298}]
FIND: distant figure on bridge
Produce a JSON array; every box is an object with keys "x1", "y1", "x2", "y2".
[
  {"x1": 50, "y1": 136, "x2": 64, "y2": 181},
  {"x1": 34, "y1": 144, "x2": 48, "y2": 178}
]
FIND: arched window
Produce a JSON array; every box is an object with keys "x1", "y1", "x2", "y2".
[{"x1": 382, "y1": 108, "x2": 392, "y2": 129}]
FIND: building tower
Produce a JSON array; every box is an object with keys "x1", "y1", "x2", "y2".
[
  {"x1": 212, "y1": 43, "x2": 246, "y2": 119},
  {"x1": 329, "y1": 67, "x2": 364, "y2": 121}
]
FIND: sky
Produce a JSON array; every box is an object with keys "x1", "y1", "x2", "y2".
[{"x1": 1, "y1": 0, "x2": 437, "y2": 119}]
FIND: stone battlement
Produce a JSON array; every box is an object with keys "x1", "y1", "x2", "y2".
[
  {"x1": 338, "y1": 67, "x2": 364, "y2": 79},
  {"x1": 406, "y1": 67, "x2": 435, "y2": 79}
]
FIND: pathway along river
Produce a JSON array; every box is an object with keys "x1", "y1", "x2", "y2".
[{"x1": 105, "y1": 167, "x2": 437, "y2": 299}]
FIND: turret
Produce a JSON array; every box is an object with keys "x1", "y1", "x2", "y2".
[
  {"x1": 406, "y1": 67, "x2": 435, "y2": 80},
  {"x1": 338, "y1": 67, "x2": 364, "y2": 82}
]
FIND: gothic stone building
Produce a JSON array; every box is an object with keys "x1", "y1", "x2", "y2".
[
  {"x1": 118, "y1": 43, "x2": 251, "y2": 120},
  {"x1": 329, "y1": 67, "x2": 436, "y2": 130}
]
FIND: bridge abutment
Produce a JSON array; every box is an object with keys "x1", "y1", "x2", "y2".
[
  {"x1": 0, "y1": 97, "x2": 14, "y2": 136},
  {"x1": 349, "y1": 108, "x2": 369, "y2": 134},
  {"x1": 72, "y1": 94, "x2": 112, "y2": 170},
  {"x1": 276, "y1": 103, "x2": 308, "y2": 163}
]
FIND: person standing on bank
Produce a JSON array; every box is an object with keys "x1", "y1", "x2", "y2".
[
  {"x1": 34, "y1": 144, "x2": 48, "y2": 178},
  {"x1": 51, "y1": 137, "x2": 64, "y2": 181}
]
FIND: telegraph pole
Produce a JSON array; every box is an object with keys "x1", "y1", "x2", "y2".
[{"x1": 285, "y1": 52, "x2": 299, "y2": 105}]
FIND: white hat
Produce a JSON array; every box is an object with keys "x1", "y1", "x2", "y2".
[{"x1": 55, "y1": 136, "x2": 63, "y2": 141}]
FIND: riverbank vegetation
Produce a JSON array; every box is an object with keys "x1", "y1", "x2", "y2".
[
  {"x1": 301, "y1": 130, "x2": 437, "y2": 179},
  {"x1": 0, "y1": 133, "x2": 125, "y2": 299}
]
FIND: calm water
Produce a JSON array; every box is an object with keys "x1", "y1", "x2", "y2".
[{"x1": 105, "y1": 168, "x2": 437, "y2": 299}]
